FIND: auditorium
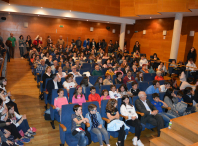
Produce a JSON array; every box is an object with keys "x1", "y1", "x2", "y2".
[{"x1": 0, "y1": 0, "x2": 198, "y2": 146}]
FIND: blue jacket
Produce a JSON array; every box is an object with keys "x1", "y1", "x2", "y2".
[
  {"x1": 85, "y1": 112, "x2": 103, "y2": 131},
  {"x1": 145, "y1": 85, "x2": 159, "y2": 95},
  {"x1": 83, "y1": 40, "x2": 90, "y2": 48}
]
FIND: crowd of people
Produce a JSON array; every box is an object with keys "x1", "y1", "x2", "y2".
[{"x1": 0, "y1": 33, "x2": 198, "y2": 146}]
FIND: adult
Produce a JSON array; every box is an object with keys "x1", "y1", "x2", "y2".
[
  {"x1": 29, "y1": 47, "x2": 39, "y2": 58},
  {"x1": 56, "y1": 66, "x2": 67, "y2": 79},
  {"x1": 123, "y1": 70, "x2": 136, "y2": 85},
  {"x1": 187, "y1": 47, "x2": 196, "y2": 62},
  {"x1": 46, "y1": 74, "x2": 63, "y2": 101},
  {"x1": 33, "y1": 35, "x2": 42, "y2": 48},
  {"x1": 103, "y1": 73, "x2": 113, "y2": 85},
  {"x1": 140, "y1": 64, "x2": 149, "y2": 73},
  {"x1": 115, "y1": 72, "x2": 123, "y2": 84},
  {"x1": 83, "y1": 38, "x2": 90, "y2": 48},
  {"x1": 51, "y1": 60, "x2": 58, "y2": 74},
  {"x1": 101, "y1": 39, "x2": 107, "y2": 51},
  {"x1": 135, "y1": 91, "x2": 164, "y2": 137},
  {"x1": 160, "y1": 81, "x2": 171, "y2": 92},
  {"x1": 186, "y1": 59, "x2": 198, "y2": 83},
  {"x1": 7, "y1": 33, "x2": 17, "y2": 58},
  {"x1": 47, "y1": 36, "x2": 53, "y2": 47},
  {"x1": 18, "y1": 35, "x2": 25, "y2": 58},
  {"x1": 139, "y1": 55, "x2": 148, "y2": 67},
  {"x1": 154, "y1": 71, "x2": 164, "y2": 81},
  {"x1": 145, "y1": 80, "x2": 160, "y2": 94},
  {"x1": 96, "y1": 40, "x2": 102, "y2": 51},
  {"x1": 133, "y1": 41, "x2": 140, "y2": 53},
  {"x1": 90, "y1": 39, "x2": 96, "y2": 48},
  {"x1": 57, "y1": 35, "x2": 65, "y2": 48},
  {"x1": 180, "y1": 77, "x2": 198, "y2": 90},
  {"x1": 26, "y1": 35, "x2": 32, "y2": 52},
  {"x1": 183, "y1": 87, "x2": 197, "y2": 111},
  {"x1": 36, "y1": 59, "x2": 48, "y2": 74},
  {"x1": 75, "y1": 37, "x2": 82, "y2": 50},
  {"x1": 92, "y1": 64, "x2": 103, "y2": 76},
  {"x1": 45, "y1": 55, "x2": 53, "y2": 66},
  {"x1": 114, "y1": 41, "x2": 119, "y2": 51},
  {"x1": 69, "y1": 66, "x2": 82, "y2": 80},
  {"x1": 42, "y1": 66, "x2": 53, "y2": 89},
  {"x1": 152, "y1": 53, "x2": 160, "y2": 71}
]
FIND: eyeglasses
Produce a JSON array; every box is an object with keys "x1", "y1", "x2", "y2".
[{"x1": 92, "y1": 110, "x2": 97, "y2": 112}]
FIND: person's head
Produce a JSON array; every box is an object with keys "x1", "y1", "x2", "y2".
[
  {"x1": 57, "y1": 66, "x2": 62, "y2": 72},
  {"x1": 121, "y1": 56, "x2": 125, "y2": 60},
  {"x1": 57, "y1": 89, "x2": 64, "y2": 97},
  {"x1": 19, "y1": 35, "x2": 23, "y2": 39},
  {"x1": 189, "y1": 58, "x2": 194, "y2": 64},
  {"x1": 153, "y1": 80, "x2": 160, "y2": 88},
  {"x1": 90, "y1": 87, "x2": 96, "y2": 95},
  {"x1": 94, "y1": 64, "x2": 100, "y2": 71},
  {"x1": 118, "y1": 84, "x2": 128, "y2": 92},
  {"x1": 132, "y1": 82, "x2": 138, "y2": 90},
  {"x1": 52, "y1": 74, "x2": 59, "y2": 82},
  {"x1": 172, "y1": 60, "x2": 176, "y2": 64},
  {"x1": 73, "y1": 105, "x2": 82, "y2": 115},
  {"x1": 125, "y1": 65, "x2": 130, "y2": 71},
  {"x1": 107, "y1": 59, "x2": 111, "y2": 64},
  {"x1": 116, "y1": 72, "x2": 122, "y2": 78},
  {"x1": 127, "y1": 70, "x2": 132, "y2": 77},
  {"x1": 88, "y1": 104, "x2": 97, "y2": 114},
  {"x1": 105, "y1": 73, "x2": 111, "y2": 80},
  {"x1": 164, "y1": 88, "x2": 174, "y2": 101},
  {"x1": 121, "y1": 95, "x2": 131, "y2": 106},
  {"x1": 141, "y1": 55, "x2": 145, "y2": 60},
  {"x1": 0, "y1": 77, "x2": 7, "y2": 86},
  {"x1": 96, "y1": 77, "x2": 103, "y2": 84},
  {"x1": 59, "y1": 35, "x2": 63, "y2": 39},
  {"x1": 101, "y1": 89, "x2": 108, "y2": 96},
  {"x1": 138, "y1": 91, "x2": 147, "y2": 101},
  {"x1": 10, "y1": 33, "x2": 13, "y2": 37},
  {"x1": 7, "y1": 103, "x2": 15, "y2": 118},
  {"x1": 135, "y1": 41, "x2": 139, "y2": 45},
  {"x1": 142, "y1": 64, "x2": 147, "y2": 70},
  {"x1": 164, "y1": 81, "x2": 171, "y2": 89},
  {"x1": 108, "y1": 67, "x2": 113, "y2": 73},
  {"x1": 75, "y1": 60, "x2": 80, "y2": 66},
  {"x1": 78, "y1": 37, "x2": 81, "y2": 40},
  {"x1": 117, "y1": 65, "x2": 121, "y2": 71},
  {"x1": 53, "y1": 60, "x2": 58, "y2": 66},
  {"x1": 36, "y1": 55, "x2": 40, "y2": 61},
  {"x1": 71, "y1": 66, "x2": 77, "y2": 73},
  {"x1": 80, "y1": 76, "x2": 89, "y2": 86},
  {"x1": 110, "y1": 85, "x2": 116, "y2": 92},
  {"x1": 41, "y1": 59, "x2": 45, "y2": 66},
  {"x1": 45, "y1": 66, "x2": 51, "y2": 73},
  {"x1": 152, "y1": 93, "x2": 160, "y2": 102},
  {"x1": 191, "y1": 47, "x2": 195, "y2": 53},
  {"x1": 65, "y1": 74, "x2": 73, "y2": 83},
  {"x1": 156, "y1": 71, "x2": 162, "y2": 77},
  {"x1": 177, "y1": 90, "x2": 183, "y2": 99},
  {"x1": 106, "y1": 99, "x2": 117, "y2": 111},
  {"x1": 153, "y1": 53, "x2": 157, "y2": 58},
  {"x1": 123, "y1": 60, "x2": 127, "y2": 65},
  {"x1": 184, "y1": 87, "x2": 193, "y2": 95},
  {"x1": 65, "y1": 61, "x2": 70, "y2": 67},
  {"x1": 160, "y1": 62, "x2": 164, "y2": 66}
]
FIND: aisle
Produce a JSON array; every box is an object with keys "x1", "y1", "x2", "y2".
[{"x1": 6, "y1": 58, "x2": 154, "y2": 146}]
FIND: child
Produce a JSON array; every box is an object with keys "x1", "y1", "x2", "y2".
[
  {"x1": 63, "y1": 74, "x2": 77, "y2": 93},
  {"x1": 106, "y1": 99, "x2": 129, "y2": 146},
  {"x1": 54, "y1": 89, "x2": 68, "y2": 115},
  {"x1": 176, "y1": 90, "x2": 184, "y2": 102},
  {"x1": 160, "y1": 81, "x2": 171, "y2": 92},
  {"x1": 88, "y1": 87, "x2": 101, "y2": 105},
  {"x1": 71, "y1": 105, "x2": 90, "y2": 146},
  {"x1": 106, "y1": 67, "x2": 114, "y2": 79},
  {"x1": 135, "y1": 72, "x2": 143, "y2": 82},
  {"x1": 119, "y1": 56, "x2": 125, "y2": 64},
  {"x1": 109, "y1": 85, "x2": 121, "y2": 100},
  {"x1": 118, "y1": 84, "x2": 132, "y2": 97},
  {"x1": 130, "y1": 82, "x2": 140, "y2": 96},
  {"x1": 158, "y1": 62, "x2": 167, "y2": 75},
  {"x1": 101, "y1": 89, "x2": 110, "y2": 100},
  {"x1": 139, "y1": 55, "x2": 148, "y2": 67},
  {"x1": 75, "y1": 60, "x2": 81, "y2": 71},
  {"x1": 120, "y1": 95, "x2": 143, "y2": 146},
  {"x1": 85, "y1": 104, "x2": 110, "y2": 146},
  {"x1": 72, "y1": 85, "x2": 86, "y2": 105},
  {"x1": 151, "y1": 93, "x2": 176, "y2": 127}
]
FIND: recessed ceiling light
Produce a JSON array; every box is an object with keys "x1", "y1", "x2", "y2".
[
  {"x1": 9, "y1": 4, "x2": 10, "y2": 5},
  {"x1": 38, "y1": 15, "x2": 39, "y2": 16},
  {"x1": 8, "y1": 12, "x2": 10, "y2": 14},
  {"x1": 150, "y1": 17, "x2": 152, "y2": 19},
  {"x1": 70, "y1": 10, "x2": 71, "y2": 12},
  {"x1": 41, "y1": 7, "x2": 43, "y2": 8},
  {"x1": 87, "y1": 20, "x2": 88, "y2": 21},
  {"x1": 107, "y1": 22, "x2": 109, "y2": 23}
]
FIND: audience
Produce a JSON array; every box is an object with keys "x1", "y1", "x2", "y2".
[
  {"x1": 123, "y1": 70, "x2": 135, "y2": 85},
  {"x1": 118, "y1": 84, "x2": 132, "y2": 97},
  {"x1": 114, "y1": 65, "x2": 123, "y2": 76},
  {"x1": 80, "y1": 76, "x2": 93, "y2": 94},
  {"x1": 56, "y1": 66, "x2": 66, "y2": 79},
  {"x1": 69, "y1": 66, "x2": 82, "y2": 80},
  {"x1": 160, "y1": 81, "x2": 171, "y2": 92},
  {"x1": 135, "y1": 72, "x2": 143, "y2": 82},
  {"x1": 105, "y1": 67, "x2": 114, "y2": 78},
  {"x1": 115, "y1": 72, "x2": 123, "y2": 84},
  {"x1": 145, "y1": 80, "x2": 160, "y2": 95},
  {"x1": 101, "y1": 89, "x2": 110, "y2": 100},
  {"x1": 186, "y1": 58, "x2": 198, "y2": 83},
  {"x1": 63, "y1": 74, "x2": 77, "y2": 93},
  {"x1": 109, "y1": 85, "x2": 121, "y2": 100},
  {"x1": 130, "y1": 82, "x2": 140, "y2": 96},
  {"x1": 139, "y1": 55, "x2": 148, "y2": 67},
  {"x1": 140, "y1": 64, "x2": 149, "y2": 73}
]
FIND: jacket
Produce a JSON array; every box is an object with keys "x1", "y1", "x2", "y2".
[
  {"x1": 46, "y1": 80, "x2": 63, "y2": 100},
  {"x1": 85, "y1": 112, "x2": 103, "y2": 131}
]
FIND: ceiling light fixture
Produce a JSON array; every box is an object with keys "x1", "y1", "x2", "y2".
[
  {"x1": 9, "y1": 3, "x2": 10, "y2": 5},
  {"x1": 150, "y1": 17, "x2": 152, "y2": 19},
  {"x1": 107, "y1": 22, "x2": 109, "y2": 23},
  {"x1": 87, "y1": 20, "x2": 88, "y2": 21},
  {"x1": 8, "y1": 12, "x2": 10, "y2": 14},
  {"x1": 38, "y1": 15, "x2": 39, "y2": 16},
  {"x1": 41, "y1": 7, "x2": 43, "y2": 8},
  {"x1": 70, "y1": 10, "x2": 71, "y2": 12}
]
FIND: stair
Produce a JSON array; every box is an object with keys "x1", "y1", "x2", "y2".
[{"x1": 150, "y1": 137, "x2": 171, "y2": 146}]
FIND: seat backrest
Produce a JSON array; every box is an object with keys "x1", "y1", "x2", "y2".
[
  {"x1": 61, "y1": 78, "x2": 66, "y2": 84},
  {"x1": 69, "y1": 88, "x2": 85, "y2": 103},
  {"x1": 150, "y1": 55, "x2": 154, "y2": 59},
  {"x1": 45, "y1": 78, "x2": 52, "y2": 91},
  {"x1": 86, "y1": 86, "x2": 100, "y2": 100},
  {"x1": 143, "y1": 73, "x2": 152, "y2": 81},
  {"x1": 82, "y1": 101, "x2": 100, "y2": 117},
  {"x1": 113, "y1": 75, "x2": 117, "y2": 84},
  {"x1": 147, "y1": 94, "x2": 154, "y2": 103},
  {"x1": 151, "y1": 73, "x2": 156, "y2": 80},
  {"x1": 159, "y1": 92, "x2": 165, "y2": 100},
  {"x1": 159, "y1": 80, "x2": 165, "y2": 85},
  {"x1": 101, "y1": 100, "x2": 109, "y2": 118},
  {"x1": 101, "y1": 85, "x2": 111, "y2": 94},
  {"x1": 117, "y1": 98, "x2": 122, "y2": 114},
  {"x1": 139, "y1": 81, "x2": 149, "y2": 91},
  {"x1": 132, "y1": 96, "x2": 139, "y2": 109},
  {"x1": 80, "y1": 69, "x2": 89, "y2": 75},
  {"x1": 51, "y1": 89, "x2": 68, "y2": 105},
  {"x1": 82, "y1": 63, "x2": 91, "y2": 69},
  {"x1": 102, "y1": 59, "x2": 107, "y2": 65},
  {"x1": 127, "y1": 82, "x2": 132, "y2": 90},
  {"x1": 75, "y1": 76, "x2": 84, "y2": 85},
  {"x1": 102, "y1": 68, "x2": 109, "y2": 75}
]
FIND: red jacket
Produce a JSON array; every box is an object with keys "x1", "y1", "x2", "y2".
[
  {"x1": 88, "y1": 93, "x2": 101, "y2": 105},
  {"x1": 33, "y1": 40, "x2": 42, "y2": 46},
  {"x1": 123, "y1": 76, "x2": 136, "y2": 85},
  {"x1": 154, "y1": 76, "x2": 164, "y2": 81}
]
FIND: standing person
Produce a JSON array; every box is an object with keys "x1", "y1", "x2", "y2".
[
  {"x1": 101, "y1": 39, "x2": 107, "y2": 51},
  {"x1": 26, "y1": 35, "x2": 32, "y2": 52},
  {"x1": 33, "y1": 35, "x2": 42, "y2": 48},
  {"x1": 83, "y1": 38, "x2": 90, "y2": 48},
  {"x1": 96, "y1": 40, "x2": 102, "y2": 51},
  {"x1": 7, "y1": 33, "x2": 17, "y2": 58},
  {"x1": 57, "y1": 35, "x2": 65, "y2": 48},
  {"x1": 90, "y1": 39, "x2": 96, "y2": 48},
  {"x1": 18, "y1": 35, "x2": 25, "y2": 59},
  {"x1": 47, "y1": 36, "x2": 53, "y2": 47},
  {"x1": 114, "y1": 41, "x2": 119, "y2": 51},
  {"x1": 75, "y1": 37, "x2": 82, "y2": 50},
  {"x1": 133, "y1": 41, "x2": 140, "y2": 53},
  {"x1": 187, "y1": 47, "x2": 196, "y2": 62}
]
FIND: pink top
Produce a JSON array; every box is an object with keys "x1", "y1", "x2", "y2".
[
  {"x1": 72, "y1": 94, "x2": 86, "y2": 105},
  {"x1": 101, "y1": 95, "x2": 111, "y2": 100},
  {"x1": 54, "y1": 97, "x2": 68, "y2": 110},
  {"x1": 114, "y1": 71, "x2": 124, "y2": 76}
]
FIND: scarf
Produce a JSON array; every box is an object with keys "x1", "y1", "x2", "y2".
[{"x1": 89, "y1": 113, "x2": 99, "y2": 128}]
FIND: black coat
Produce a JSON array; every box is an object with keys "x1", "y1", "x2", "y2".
[
  {"x1": 183, "y1": 94, "x2": 195, "y2": 107},
  {"x1": 187, "y1": 51, "x2": 196, "y2": 62},
  {"x1": 46, "y1": 80, "x2": 63, "y2": 100}
]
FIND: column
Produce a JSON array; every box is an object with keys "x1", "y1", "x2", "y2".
[
  {"x1": 169, "y1": 13, "x2": 183, "y2": 60},
  {"x1": 119, "y1": 23, "x2": 126, "y2": 50}
]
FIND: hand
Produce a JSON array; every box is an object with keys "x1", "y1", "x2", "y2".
[
  {"x1": 131, "y1": 116, "x2": 136, "y2": 120},
  {"x1": 22, "y1": 115, "x2": 27, "y2": 119},
  {"x1": 2, "y1": 109, "x2": 7, "y2": 115},
  {"x1": 84, "y1": 118, "x2": 89, "y2": 123},
  {"x1": 6, "y1": 122, "x2": 11, "y2": 126},
  {"x1": 159, "y1": 87, "x2": 161, "y2": 92},
  {"x1": 98, "y1": 124, "x2": 102, "y2": 129},
  {"x1": 6, "y1": 140, "x2": 13, "y2": 146}
]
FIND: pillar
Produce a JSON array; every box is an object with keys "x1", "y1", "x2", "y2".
[
  {"x1": 119, "y1": 23, "x2": 126, "y2": 50},
  {"x1": 169, "y1": 13, "x2": 183, "y2": 60}
]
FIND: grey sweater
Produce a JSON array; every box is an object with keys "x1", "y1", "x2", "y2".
[{"x1": 164, "y1": 96, "x2": 180, "y2": 117}]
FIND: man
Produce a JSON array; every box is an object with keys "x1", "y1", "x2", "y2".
[
  {"x1": 92, "y1": 64, "x2": 103, "y2": 76},
  {"x1": 123, "y1": 70, "x2": 136, "y2": 84},
  {"x1": 36, "y1": 59, "x2": 48, "y2": 74},
  {"x1": 69, "y1": 66, "x2": 82, "y2": 80},
  {"x1": 85, "y1": 45, "x2": 91, "y2": 53},
  {"x1": 51, "y1": 60, "x2": 58, "y2": 74},
  {"x1": 101, "y1": 39, "x2": 107, "y2": 51},
  {"x1": 7, "y1": 33, "x2": 17, "y2": 58},
  {"x1": 135, "y1": 91, "x2": 164, "y2": 137},
  {"x1": 29, "y1": 47, "x2": 39, "y2": 58},
  {"x1": 160, "y1": 81, "x2": 171, "y2": 92},
  {"x1": 45, "y1": 55, "x2": 53, "y2": 66},
  {"x1": 96, "y1": 40, "x2": 102, "y2": 51},
  {"x1": 145, "y1": 80, "x2": 161, "y2": 94},
  {"x1": 83, "y1": 38, "x2": 90, "y2": 48},
  {"x1": 90, "y1": 39, "x2": 96, "y2": 48},
  {"x1": 46, "y1": 74, "x2": 63, "y2": 101},
  {"x1": 57, "y1": 35, "x2": 65, "y2": 48},
  {"x1": 75, "y1": 37, "x2": 82, "y2": 50}
]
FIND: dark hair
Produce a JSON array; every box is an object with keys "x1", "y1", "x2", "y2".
[
  {"x1": 90, "y1": 86, "x2": 96, "y2": 91},
  {"x1": 52, "y1": 74, "x2": 57, "y2": 80},
  {"x1": 136, "y1": 72, "x2": 143, "y2": 81},
  {"x1": 121, "y1": 95, "x2": 132, "y2": 107},
  {"x1": 164, "y1": 81, "x2": 171, "y2": 85},
  {"x1": 80, "y1": 76, "x2": 89, "y2": 87},
  {"x1": 164, "y1": 88, "x2": 174, "y2": 102},
  {"x1": 118, "y1": 84, "x2": 128, "y2": 92},
  {"x1": 127, "y1": 70, "x2": 132, "y2": 73},
  {"x1": 110, "y1": 85, "x2": 116, "y2": 90},
  {"x1": 152, "y1": 93, "x2": 159, "y2": 99},
  {"x1": 0, "y1": 98, "x2": 3, "y2": 105},
  {"x1": 116, "y1": 72, "x2": 122, "y2": 77},
  {"x1": 177, "y1": 90, "x2": 183, "y2": 97},
  {"x1": 94, "y1": 77, "x2": 103, "y2": 86},
  {"x1": 153, "y1": 53, "x2": 157, "y2": 57},
  {"x1": 187, "y1": 77, "x2": 194, "y2": 84},
  {"x1": 183, "y1": 87, "x2": 193, "y2": 95},
  {"x1": 106, "y1": 99, "x2": 117, "y2": 112},
  {"x1": 0, "y1": 77, "x2": 6, "y2": 87},
  {"x1": 19, "y1": 35, "x2": 23, "y2": 39},
  {"x1": 101, "y1": 89, "x2": 108, "y2": 96},
  {"x1": 27, "y1": 35, "x2": 31, "y2": 39},
  {"x1": 73, "y1": 105, "x2": 81, "y2": 112},
  {"x1": 7, "y1": 103, "x2": 15, "y2": 119},
  {"x1": 73, "y1": 85, "x2": 83, "y2": 99},
  {"x1": 132, "y1": 82, "x2": 138, "y2": 87},
  {"x1": 153, "y1": 80, "x2": 159, "y2": 86},
  {"x1": 105, "y1": 73, "x2": 110, "y2": 78},
  {"x1": 88, "y1": 104, "x2": 97, "y2": 112},
  {"x1": 65, "y1": 74, "x2": 72, "y2": 81},
  {"x1": 57, "y1": 89, "x2": 64, "y2": 94}
]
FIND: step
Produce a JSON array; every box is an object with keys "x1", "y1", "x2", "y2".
[
  {"x1": 160, "y1": 128, "x2": 194, "y2": 146},
  {"x1": 150, "y1": 137, "x2": 171, "y2": 146},
  {"x1": 190, "y1": 142, "x2": 198, "y2": 146}
]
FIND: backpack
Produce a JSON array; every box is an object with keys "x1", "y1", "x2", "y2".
[{"x1": 44, "y1": 109, "x2": 51, "y2": 121}]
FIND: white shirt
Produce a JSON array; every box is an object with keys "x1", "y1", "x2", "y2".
[
  {"x1": 0, "y1": 103, "x2": 6, "y2": 121},
  {"x1": 140, "y1": 99, "x2": 151, "y2": 114},
  {"x1": 186, "y1": 62, "x2": 197, "y2": 72},
  {"x1": 158, "y1": 65, "x2": 167, "y2": 72},
  {"x1": 63, "y1": 81, "x2": 75, "y2": 89},
  {"x1": 180, "y1": 71, "x2": 186, "y2": 82},
  {"x1": 69, "y1": 72, "x2": 82, "y2": 80},
  {"x1": 139, "y1": 59, "x2": 148, "y2": 67},
  {"x1": 109, "y1": 91, "x2": 121, "y2": 100},
  {"x1": 180, "y1": 81, "x2": 196, "y2": 90},
  {"x1": 57, "y1": 72, "x2": 67, "y2": 78},
  {"x1": 72, "y1": 57, "x2": 78, "y2": 62},
  {"x1": 120, "y1": 104, "x2": 138, "y2": 120},
  {"x1": 53, "y1": 80, "x2": 58, "y2": 89},
  {"x1": 160, "y1": 85, "x2": 167, "y2": 92}
]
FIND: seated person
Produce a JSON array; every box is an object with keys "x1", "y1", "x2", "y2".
[
  {"x1": 123, "y1": 65, "x2": 130, "y2": 74},
  {"x1": 133, "y1": 50, "x2": 140, "y2": 59},
  {"x1": 115, "y1": 72, "x2": 123, "y2": 84},
  {"x1": 80, "y1": 76, "x2": 93, "y2": 94},
  {"x1": 169, "y1": 60, "x2": 177, "y2": 68},
  {"x1": 36, "y1": 59, "x2": 48, "y2": 74},
  {"x1": 154, "y1": 71, "x2": 164, "y2": 81},
  {"x1": 120, "y1": 60, "x2": 128, "y2": 68},
  {"x1": 158, "y1": 62, "x2": 167, "y2": 75},
  {"x1": 69, "y1": 66, "x2": 82, "y2": 80},
  {"x1": 72, "y1": 52, "x2": 78, "y2": 62},
  {"x1": 139, "y1": 55, "x2": 148, "y2": 67},
  {"x1": 92, "y1": 64, "x2": 103, "y2": 76},
  {"x1": 42, "y1": 66, "x2": 53, "y2": 89},
  {"x1": 151, "y1": 93, "x2": 176, "y2": 128},
  {"x1": 87, "y1": 55, "x2": 95, "y2": 64},
  {"x1": 151, "y1": 53, "x2": 160, "y2": 71},
  {"x1": 180, "y1": 77, "x2": 198, "y2": 90},
  {"x1": 102, "y1": 59, "x2": 112, "y2": 68},
  {"x1": 135, "y1": 91, "x2": 164, "y2": 137},
  {"x1": 94, "y1": 77, "x2": 103, "y2": 89},
  {"x1": 130, "y1": 82, "x2": 140, "y2": 96},
  {"x1": 101, "y1": 89, "x2": 111, "y2": 100},
  {"x1": 106, "y1": 67, "x2": 114, "y2": 78},
  {"x1": 63, "y1": 74, "x2": 77, "y2": 93},
  {"x1": 72, "y1": 85, "x2": 86, "y2": 105},
  {"x1": 118, "y1": 84, "x2": 132, "y2": 97},
  {"x1": 135, "y1": 72, "x2": 143, "y2": 82},
  {"x1": 75, "y1": 60, "x2": 81, "y2": 70},
  {"x1": 109, "y1": 85, "x2": 121, "y2": 100},
  {"x1": 51, "y1": 60, "x2": 58, "y2": 74},
  {"x1": 160, "y1": 81, "x2": 171, "y2": 92},
  {"x1": 114, "y1": 65, "x2": 123, "y2": 76},
  {"x1": 103, "y1": 73, "x2": 113, "y2": 85},
  {"x1": 145, "y1": 80, "x2": 160, "y2": 94},
  {"x1": 186, "y1": 58, "x2": 198, "y2": 83},
  {"x1": 88, "y1": 87, "x2": 101, "y2": 106},
  {"x1": 123, "y1": 70, "x2": 136, "y2": 85},
  {"x1": 140, "y1": 64, "x2": 149, "y2": 73},
  {"x1": 119, "y1": 56, "x2": 125, "y2": 64},
  {"x1": 56, "y1": 66, "x2": 67, "y2": 79},
  {"x1": 63, "y1": 61, "x2": 71, "y2": 74}
]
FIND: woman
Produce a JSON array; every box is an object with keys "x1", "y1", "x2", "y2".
[
  {"x1": 158, "y1": 62, "x2": 167, "y2": 76},
  {"x1": 133, "y1": 41, "x2": 140, "y2": 53},
  {"x1": 43, "y1": 52, "x2": 50, "y2": 61},
  {"x1": 56, "y1": 66, "x2": 66, "y2": 79},
  {"x1": 114, "y1": 41, "x2": 119, "y2": 51},
  {"x1": 187, "y1": 47, "x2": 196, "y2": 62},
  {"x1": 115, "y1": 72, "x2": 123, "y2": 84},
  {"x1": 152, "y1": 53, "x2": 160, "y2": 71},
  {"x1": 30, "y1": 53, "x2": 36, "y2": 63},
  {"x1": 163, "y1": 88, "x2": 180, "y2": 117},
  {"x1": 120, "y1": 95, "x2": 143, "y2": 146},
  {"x1": 80, "y1": 77, "x2": 93, "y2": 94},
  {"x1": 103, "y1": 73, "x2": 113, "y2": 85},
  {"x1": 183, "y1": 87, "x2": 196, "y2": 113},
  {"x1": 123, "y1": 65, "x2": 130, "y2": 74},
  {"x1": 19, "y1": 35, "x2": 25, "y2": 58},
  {"x1": 102, "y1": 53, "x2": 109, "y2": 59},
  {"x1": 154, "y1": 71, "x2": 164, "y2": 81},
  {"x1": 135, "y1": 72, "x2": 143, "y2": 82},
  {"x1": 170, "y1": 77, "x2": 179, "y2": 90},
  {"x1": 114, "y1": 65, "x2": 124, "y2": 76},
  {"x1": 140, "y1": 64, "x2": 149, "y2": 73},
  {"x1": 42, "y1": 66, "x2": 53, "y2": 89},
  {"x1": 47, "y1": 36, "x2": 53, "y2": 47},
  {"x1": 26, "y1": 35, "x2": 32, "y2": 52},
  {"x1": 94, "y1": 77, "x2": 103, "y2": 90},
  {"x1": 62, "y1": 61, "x2": 71, "y2": 74}
]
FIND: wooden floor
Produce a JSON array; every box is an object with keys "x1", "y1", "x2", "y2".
[{"x1": 6, "y1": 58, "x2": 160, "y2": 146}]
